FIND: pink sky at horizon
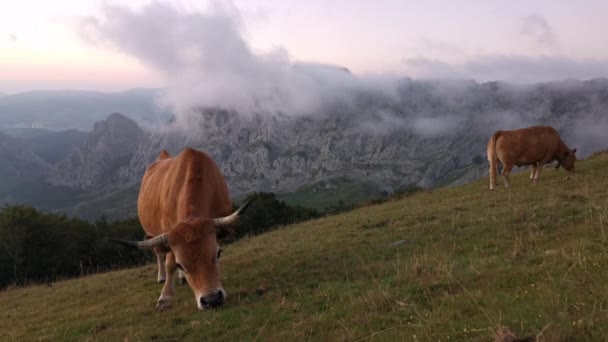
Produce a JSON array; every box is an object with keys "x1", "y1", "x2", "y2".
[{"x1": 1, "y1": 0, "x2": 608, "y2": 93}]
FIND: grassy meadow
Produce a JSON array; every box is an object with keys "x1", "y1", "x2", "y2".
[
  {"x1": 278, "y1": 178, "x2": 386, "y2": 211},
  {"x1": 1, "y1": 152, "x2": 608, "y2": 341}
]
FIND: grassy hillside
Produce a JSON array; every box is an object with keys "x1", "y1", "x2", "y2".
[
  {"x1": 1, "y1": 152, "x2": 608, "y2": 341},
  {"x1": 278, "y1": 177, "x2": 388, "y2": 211}
]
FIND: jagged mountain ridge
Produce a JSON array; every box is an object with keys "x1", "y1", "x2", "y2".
[
  {"x1": 47, "y1": 78, "x2": 608, "y2": 208},
  {"x1": 49, "y1": 113, "x2": 146, "y2": 190}
]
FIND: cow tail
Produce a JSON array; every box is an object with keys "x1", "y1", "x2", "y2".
[{"x1": 487, "y1": 131, "x2": 501, "y2": 190}]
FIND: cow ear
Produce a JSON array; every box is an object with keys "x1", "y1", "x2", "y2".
[{"x1": 157, "y1": 150, "x2": 171, "y2": 161}]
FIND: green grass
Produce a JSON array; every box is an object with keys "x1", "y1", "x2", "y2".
[
  {"x1": 2, "y1": 152, "x2": 608, "y2": 341},
  {"x1": 278, "y1": 178, "x2": 387, "y2": 210}
]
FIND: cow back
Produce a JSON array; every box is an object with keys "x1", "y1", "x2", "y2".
[
  {"x1": 137, "y1": 148, "x2": 232, "y2": 236},
  {"x1": 493, "y1": 126, "x2": 568, "y2": 166}
]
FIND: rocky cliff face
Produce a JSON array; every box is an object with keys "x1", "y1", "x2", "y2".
[
  {"x1": 46, "y1": 79, "x2": 608, "y2": 203},
  {"x1": 154, "y1": 112, "x2": 487, "y2": 196},
  {"x1": 48, "y1": 113, "x2": 145, "y2": 190}
]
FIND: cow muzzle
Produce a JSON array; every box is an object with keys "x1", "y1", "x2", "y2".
[{"x1": 198, "y1": 288, "x2": 226, "y2": 309}]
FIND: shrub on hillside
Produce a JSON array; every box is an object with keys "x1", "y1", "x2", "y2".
[
  {"x1": 234, "y1": 192, "x2": 321, "y2": 237},
  {"x1": 0, "y1": 206, "x2": 150, "y2": 288},
  {"x1": 0, "y1": 194, "x2": 323, "y2": 287}
]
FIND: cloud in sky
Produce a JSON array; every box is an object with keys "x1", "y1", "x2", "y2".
[
  {"x1": 79, "y1": 1, "x2": 398, "y2": 122},
  {"x1": 404, "y1": 12, "x2": 608, "y2": 83},
  {"x1": 82, "y1": 3, "x2": 608, "y2": 117},
  {"x1": 3, "y1": 0, "x2": 608, "y2": 95},
  {"x1": 520, "y1": 13, "x2": 558, "y2": 49},
  {"x1": 76, "y1": 2, "x2": 608, "y2": 150}
]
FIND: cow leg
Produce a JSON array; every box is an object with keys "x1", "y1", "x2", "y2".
[
  {"x1": 489, "y1": 160, "x2": 499, "y2": 190},
  {"x1": 533, "y1": 157, "x2": 552, "y2": 182},
  {"x1": 530, "y1": 164, "x2": 538, "y2": 180},
  {"x1": 157, "y1": 251, "x2": 177, "y2": 311},
  {"x1": 178, "y1": 269, "x2": 187, "y2": 285},
  {"x1": 502, "y1": 163, "x2": 514, "y2": 188},
  {"x1": 153, "y1": 247, "x2": 166, "y2": 284},
  {"x1": 533, "y1": 165, "x2": 541, "y2": 182}
]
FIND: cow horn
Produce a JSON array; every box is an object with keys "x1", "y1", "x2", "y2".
[
  {"x1": 214, "y1": 197, "x2": 256, "y2": 227},
  {"x1": 107, "y1": 233, "x2": 168, "y2": 249}
]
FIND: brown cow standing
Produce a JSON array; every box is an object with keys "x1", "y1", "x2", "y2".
[
  {"x1": 110, "y1": 148, "x2": 254, "y2": 310},
  {"x1": 487, "y1": 126, "x2": 576, "y2": 190}
]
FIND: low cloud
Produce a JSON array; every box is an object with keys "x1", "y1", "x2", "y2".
[
  {"x1": 481, "y1": 111, "x2": 537, "y2": 132},
  {"x1": 355, "y1": 109, "x2": 408, "y2": 135},
  {"x1": 411, "y1": 116, "x2": 463, "y2": 138},
  {"x1": 78, "y1": 2, "x2": 608, "y2": 153},
  {"x1": 570, "y1": 119, "x2": 608, "y2": 156},
  {"x1": 79, "y1": 2, "x2": 398, "y2": 124}
]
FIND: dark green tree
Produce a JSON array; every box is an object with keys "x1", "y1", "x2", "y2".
[{"x1": 234, "y1": 192, "x2": 320, "y2": 237}]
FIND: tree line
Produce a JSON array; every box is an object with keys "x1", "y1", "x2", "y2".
[
  {"x1": 0, "y1": 192, "x2": 321, "y2": 288},
  {"x1": 0, "y1": 206, "x2": 149, "y2": 288},
  {"x1": 0, "y1": 188, "x2": 426, "y2": 288}
]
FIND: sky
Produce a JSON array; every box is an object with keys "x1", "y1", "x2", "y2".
[{"x1": 1, "y1": 0, "x2": 608, "y2": 93}]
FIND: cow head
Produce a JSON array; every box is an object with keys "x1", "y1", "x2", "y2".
[
  {"x1": 167, "y1": 218, "x2": 227, "y2": 309},
  {"x1": 109, "y1": 198, "x2": 255, "y2": 310},
  {"x1": 557, "y1": 148, "x2": 577, "y2": 171}
]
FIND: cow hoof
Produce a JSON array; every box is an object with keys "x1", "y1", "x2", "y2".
[
  {"x1": 157, "y1": 278, "x2": 166, "y2": 284},
  {"x1": 156, "y1": 298, "x2": 173, "y2": 311},
  {"x1": 178, "y1": 277, "x2": 187, "y2": 285}
]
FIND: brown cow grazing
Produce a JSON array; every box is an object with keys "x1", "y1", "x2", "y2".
[
  {"x1": 109, "y1": 148, "x2": 255, "y2": 310},
  {"x1": 487, "y1": 126, "x2": 576, "y2": 190}
]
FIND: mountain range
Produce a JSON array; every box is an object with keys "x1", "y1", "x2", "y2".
[{"x1": 1, "y1": 78, "x2": 608, "y2": 219}]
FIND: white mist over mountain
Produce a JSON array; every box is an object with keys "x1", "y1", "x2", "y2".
[
  {"x1": 77, "y1": 2, "x2": 608, "y2": 154},
  {"x1": 79, "y1": 2, "x2": 400, "y2": 126}
]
